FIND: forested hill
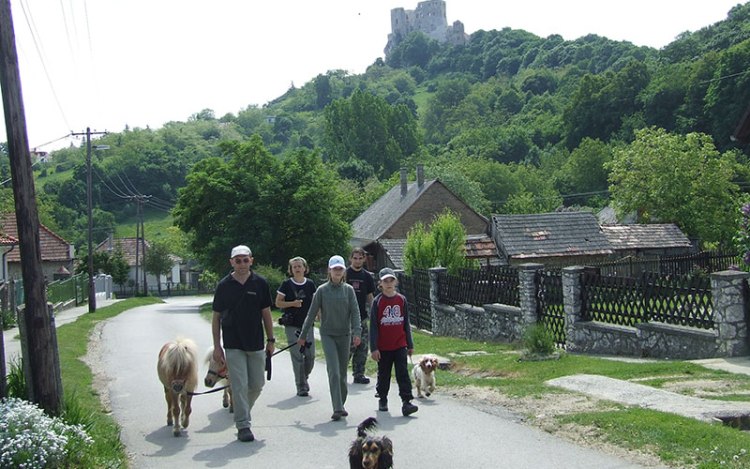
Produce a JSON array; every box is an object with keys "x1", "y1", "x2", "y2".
[{"x1": 9, "y1": 2, "x2": 750, "y2": 263}]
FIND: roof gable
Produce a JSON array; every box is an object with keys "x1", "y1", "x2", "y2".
[
  {"x1": 492, "y1": 212, "x2": 613, "y2": 259},
  {"x1": 1, "y1": 213, "x2": 72, "y2": 262},
  {"x1": 351, "y1": 178, "x2": 487, "y2": 243},
  {"x1": 601, "y1": 224, "x2": 692, "y2": 250},
  {"x1": 351, "y1": 179, "x2": 438, "y2": 243}
]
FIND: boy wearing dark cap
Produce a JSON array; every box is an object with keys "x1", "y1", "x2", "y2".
[{"x1": 369, "y1": 267, "x2": 418, "y2": 416}]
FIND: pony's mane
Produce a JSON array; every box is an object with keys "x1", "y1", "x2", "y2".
[{"x1": 161, "y1": 337, "x2": 198, "y2": 379}]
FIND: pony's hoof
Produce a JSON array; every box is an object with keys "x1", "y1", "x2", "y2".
[
  {"x1": 173, "y1": 430, "x2": 181, "y2": 437},
  {"x1": 229, "y1": 408, "x2": 234, "y2": 413},
  {"x1": 167, "y1": 420, "x2": 173, "y2": 426},
  {"x1": 223, "y1": 401, "x2": 229, "y2": 408}
]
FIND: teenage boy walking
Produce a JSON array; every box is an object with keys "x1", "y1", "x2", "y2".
[{"x1": 346, "y1": 247, "x2": 375, "y2": 384}]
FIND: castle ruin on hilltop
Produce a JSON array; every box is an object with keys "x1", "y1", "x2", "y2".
[{"x1": 384, "y1": 0, "x2": 467, "y2": 59}]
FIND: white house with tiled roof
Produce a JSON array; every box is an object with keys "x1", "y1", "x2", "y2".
[
  {"x1": 0, "y1": 213, "x2": 74, "y2": 281},
  {"x1": 95, "y1": 236, "x2": 180, "y2": 287}
]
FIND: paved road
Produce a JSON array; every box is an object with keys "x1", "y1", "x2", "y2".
[{"x1": 97, "y1": 297, "x2": 665, "y2": 468}]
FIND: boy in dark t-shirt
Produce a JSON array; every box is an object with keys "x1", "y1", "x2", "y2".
[{"x1": 346, "y1": 247, "x2": 375, "y2": 384}]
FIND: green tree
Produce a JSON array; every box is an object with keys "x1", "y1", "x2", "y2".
[
  {"x1": 314, "y1": 74, "x2": 333, "y2": 110},
  {"x1": 403, "y1": 222, "x2": 435, "y2": 275},
  {"x1": 173, "y1": 136, "x2": 351, "y2": 274},
  {"x1": 608, "y1": 128, "x2": 738, "y2": 245},
  {"x1": 403, "y1": 210, "x2": 469, "y2": 275},
  {"x1": 386, "y1": 31, "x2": 440, "y2": 69},
  {"x1": 554, "y1": 138, "x2": 613, "y2": 205},
  {"x1": 108, "y1": 249, "x2": 130, "y2": 287},
  {"x1": 145, "y1": 242, "x2": 174, "y2": 296},
  {"x1": 323, "y1": 89, "x2": 421, "y2": 180}
]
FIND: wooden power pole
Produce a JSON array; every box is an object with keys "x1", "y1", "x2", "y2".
[{"x1": 0, "y1": 0, "x2": 62, "y2": 414}]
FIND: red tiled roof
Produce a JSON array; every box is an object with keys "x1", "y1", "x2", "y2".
[
  {"x1": 1, "y1": 213, "x2": 72, "y2": 262},
  {"x1": 465, "y1": 235, "x2": 499, "y2": 259},
  {"x1": 0, "y1": 233, "x2": 18, "y2": 245}
]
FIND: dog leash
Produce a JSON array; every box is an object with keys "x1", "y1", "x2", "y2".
[
  {"x1": 265, "y1": 340, "x2": 313, "y2": 380},
  {"x1": 187, "y1": 385, "x2": 229, "y2": 396}
]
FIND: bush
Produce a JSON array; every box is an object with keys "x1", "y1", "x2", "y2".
[
  {"x1": 1, "y1": 307, "x2": 15, "y2": 330},
  {"x1": 523, "y1": 323, "x2": 556, "y2": 356},
  {"x1": 0, "y1": 397, "x2": 93, "y2": 468},
  {"x1": 6, "y1": 355, "x2": 26, "y2": 399},
  {"x1": 253, "y1": 264, "x2": 286, "y2": 301}
]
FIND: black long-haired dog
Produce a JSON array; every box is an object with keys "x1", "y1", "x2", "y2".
[{"x1": 348, "y1": 417, "x2": 394, "y2": 469}]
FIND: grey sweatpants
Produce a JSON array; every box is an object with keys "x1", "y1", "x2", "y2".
[
  {"x1": 320, "y1": 333, "x2": 351, "y2": 412},
  {"x1": 224, "y1": 348, "x2": 265, "y2": 430}
]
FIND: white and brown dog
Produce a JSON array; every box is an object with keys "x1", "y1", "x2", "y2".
[{"x1": 412, "y1": 355, "x2": 439, "y2": 398}]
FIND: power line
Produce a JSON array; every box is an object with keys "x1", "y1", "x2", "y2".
[
  {"x1": 699, "y1": 68, "x2": 750, "y2": 85},
  {"x1": 17, "y1": 0, "x2": 71, "y2": 130}
]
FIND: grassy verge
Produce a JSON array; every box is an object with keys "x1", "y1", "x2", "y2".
[{"x1": 56, "y1": 296, "x2": 163, "y2": 468}]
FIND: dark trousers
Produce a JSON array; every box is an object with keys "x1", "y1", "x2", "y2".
[{"x1": 376, "y1": 347, "x2": 414, "y2": 403}]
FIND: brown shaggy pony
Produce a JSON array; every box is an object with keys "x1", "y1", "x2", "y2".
[{"x1": 157, "y1": 337, "x2": 199, "y2": 436}]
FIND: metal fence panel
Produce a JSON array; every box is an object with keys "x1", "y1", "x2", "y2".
[{"x1": 537, "y1": 270, "x2": 565, "y2": 346}]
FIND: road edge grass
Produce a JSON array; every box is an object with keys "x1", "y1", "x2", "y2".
[{"x1": 56, "y1": 296, "x2": 163, "y2": 468}]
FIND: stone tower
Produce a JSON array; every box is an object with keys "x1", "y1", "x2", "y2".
[{"x1": 385, "y1": 1, "x2": 467, "y2": 59}]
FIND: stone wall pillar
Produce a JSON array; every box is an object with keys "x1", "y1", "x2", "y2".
[
  {"x1": 518, "y1": 263, "x2": 543, "y2": 327},
  {"x1": 711, "y1": 270, "x2": 750, "y2": 357},
  {"x1": 428, "y1": 267, "x2": 449, "y2": 335},
  {"x1": 563, "y1": 266, "x2": 585, "y2": 352}
]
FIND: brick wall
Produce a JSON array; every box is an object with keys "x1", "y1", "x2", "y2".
[{"x1": 383, "y1": 182, "x2": 487, "y2": 238}]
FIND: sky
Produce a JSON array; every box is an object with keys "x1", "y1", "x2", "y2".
[{"x1": 1, "y1": 0, "x2": 745, "y2": 151}]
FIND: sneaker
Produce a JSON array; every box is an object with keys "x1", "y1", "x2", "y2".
[
  {"x1": 402, "y1": 401, "x2": 418, "y2": 416},
  {"x1": 237, "y1": 427, "x2": 255, "y2": 442},
  {"x1": 374, "y1": 391, "x2": 380, "y2": 398},
  {"x1": 353, "y1": 376, "x2": 371, "y2": 384},
  {"x1": 331, "y1": 411, "x2": 344, "y2": 421},
  {"x1": 378, "y1": 400, "x2": 388, "y2": 412},
  {"x1": 297, "y1": 390, "x2": 309, "y2": 397},
  {"x1": 341, "y1": 408, "x2": 349, "y2": 417}
]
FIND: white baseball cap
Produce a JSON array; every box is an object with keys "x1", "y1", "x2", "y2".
[
  {"x1": 328, "y1": 255, "x2": 346, "y2": 269},
  {"x1": 231, "y1": 245, "x2": 251, "y2": 258}
]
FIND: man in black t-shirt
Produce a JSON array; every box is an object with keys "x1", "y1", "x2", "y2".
[
  {"x1": 212, "y1": 245, "x2": 275, "y2": 442},
  {"x1": 346, "y1": 247, "x2": 376, "y2": 384}
]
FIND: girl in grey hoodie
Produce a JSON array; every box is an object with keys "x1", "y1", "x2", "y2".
[{"x1": 298, "y1": 255, "x2": 361, "y2": 420}]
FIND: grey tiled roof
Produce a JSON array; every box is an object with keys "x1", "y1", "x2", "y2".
[
  {"x1": 378, "y1": 239, "x2": 407, "y2": 269},
  {"x1": 601, "y1": 224, "x2": 692, "y2": 250},
  {"x1": 492, "y1": 212, "x2": 613, "y2": 259},
  {"x1": 350, "y1": 179, "x2": 438, "y2": 243}
]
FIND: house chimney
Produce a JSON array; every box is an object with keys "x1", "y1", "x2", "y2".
[
  {"x1": 417, "y1": 164, "x2": 424, "y2": 188},
  {"x1": 400, "y1": 167, "x2": 407, "y2": 197},
  {"x1": 108, "y1": 230, "x2": 114, "y2": 252}
]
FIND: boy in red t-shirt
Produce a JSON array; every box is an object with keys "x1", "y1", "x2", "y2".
[{"x1": 369, "y1": 267, "x2": 418, "y2": 416}]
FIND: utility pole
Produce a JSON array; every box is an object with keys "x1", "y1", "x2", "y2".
[
  {"x1": 141, "y1": 210, "x2": 147, "y2": 295},
  {"x1": 0, "y1": 0, "x2": 62, "y2": 414},
  {"x1": 134, "y1": 196, "x2": 140, "y2": 294},
  {"x1": 71, "y1": 128, "x2": 106, "y2": 312}
]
